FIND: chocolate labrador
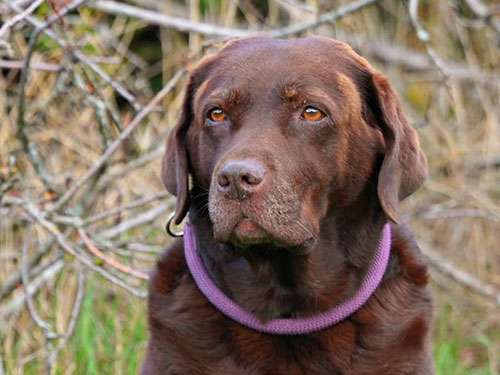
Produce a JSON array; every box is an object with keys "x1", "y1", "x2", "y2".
[{"x1": 142, "y1": 36, "x2": 433, "y2": 374}]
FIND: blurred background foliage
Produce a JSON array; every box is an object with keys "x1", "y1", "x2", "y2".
[{"x1": 0, "y1": 0, "x2": 498, "y2": 374}]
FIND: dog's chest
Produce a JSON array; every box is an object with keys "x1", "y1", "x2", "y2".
[
  {"x1": 147, "y1": 240, "x2": 432, "y2": 374},
  {"x1": 152, "y1": 271, "x2": 429, "y2": 375}
]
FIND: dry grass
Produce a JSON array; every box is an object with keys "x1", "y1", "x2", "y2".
[{"x1": 0, "y1": 0, "x2": 498, "y2": 373}]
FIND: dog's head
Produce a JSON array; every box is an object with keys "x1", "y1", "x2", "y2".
[{"x1": 163, "y1": 37, "x2": 427, "y2": 249}]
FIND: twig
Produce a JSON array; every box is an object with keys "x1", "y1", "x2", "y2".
[
  {"x1": 96, "y1": 202, "x2": 170, "y2": 240},
  {"x1": 71, "y1": 68, "x2": 115, "y2": 149},
  {"x1": 0, "y1": 59, "x2": 62, "y2": 72},
  {"x1": 275, "y1": 0, "x2": 315, "y2": 15},
  {"x1": 16, "y1": 0, "x2": 89, "y2": 191},
  {"x1": 463, "y1": 0, "x2": 500, "y2": 35},
  {"x1": 114, "y1": 242, "x2": 163, "y2": 254},
  {"x1": 334, "y1": 32, "x2": 500, "y2": 86},
  {"x1": 92, "y1": 0, "x2": 378, "y2": 39},
  {"x1": 7, "y1": 2, "x2": 141, "y2": 111},
  {"x1": 0, "y1": 0, "x2": 45, "y2": 41},
  {"x1": 21, "y1": 201, "x2": 147, "y2": 298},
  {"x1": 421, "y1": 243, "x2": 500, "y2": 306},
  {"x1": 82, "y1": 191, "x2": 169, "y2": 225},
  {"x1": 0, "y1": 352, "x2": 5, "y2": 375},
  {"x1": 0, "y1": 176, "x2": 20, "y2": 202},
  {"x1": 416, "y1": 208, "x2": 498, "y2": 222},
  {"x1": 408, "y1": 0, "x2": 452, "y2": 85},
  {"x1": 0, "y1": 259, "x2": 64, "y2": 321},
  {"x1": 64, "y1": 269, "x2": 86, "y2": 339},
  {"x1": 50, "y1": 69, "x2": 185, "y2": 212},
  {"x1": 96, "y1": 145, "x2": 164, "y2": 190},
  {"x1": 21, "y1": 227, "x2": 58, "y2": 374},
  {"x1": 47, "y1": 268, "x2": 87, "y2": 368},
  {"x1": 21, "y1": 228, "x2": 57, "y2": 338},
  {"x1": 90, "y1": 0, "x2": 253, "y2": 37},
  {"x1": 73, "y1": 50, "x2": 141, "y2": 110},
  {"x1": 79, "y1": 229, "x2": 148, "y2": 280},
  {"x1": 268, "y1": 0, "x2": 378, "y2": 37},
  {"x1": 0, "y1": 237, "x2": 55, "y2": 301},
  {"x1": 0, "y1": 57, "x2": 120, "y2": 72}
]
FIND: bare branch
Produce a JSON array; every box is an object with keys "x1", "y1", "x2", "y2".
[
  {"x1": 463, "y1": 0, "x2": 500, "y2": 34},
  {"x1": 96, "y1": 202, "x2": 170, "y2": 240},
  {"x1": 21, "y1": 228, "x2": 58, "y2": 338},
  {"x1": 336, "y1": 32, "x2": 500, "y2": 86},
  {"x1": 0, "y1": 59, "x2": 61, "y2": 72},
  {"x1": 96, "y1": 145, "x2": 164, "y2": 189},
  {"x1": 408, "y1": 0, "x2": 452, "y2": 84},
  {"x1": 16, "y1": 0, "x2": 89, "y2": 191},
  {"x1": 82, "y1": 191, "x2": 169, "y2": 225},
  {"x1": 50, "y1": 69, "x2": 185, "y2": 212},
  {"x1": 47, "y1": 268, "x2": 87, "y2": 367},
  {"x1": 0, "y1": 0, "x2": 45, "y2": 42},
  {"x1": 268, "y1": 0, "x2": 378, "y2": 37},
  {"x1": 7, "y1": 1, "x2": 141, "y2": 111},
  {"x1": 90, "y1": 0, "x2": 253, "y2": 37},
  {"x1": 0, "y1": 259, "x2": 64, "y2": 322},
  {"x1": 0, "y1": 238, "x2": 54, "y2": 301},
  {"x1": 0, "y1": 352, "x2": 5, "y2": 375},
  {"x1": 64, "y1": 269, "x2": 86, "y2": 339},
  {"x1": 21, "y1": 201, "x2": 147, "y2": 298},
  {"x1": 91, "y1": 0, "x2": 379, "y2": 39},
  {"x1": 421, "y1": 243, "x2": 500, "y2": 306},
  {"x1": 416, "y1": 208, "x2": 498, "y2": 222},
  {"x1": 79, "y1": 229, "x2": 148, "y2": 280}
]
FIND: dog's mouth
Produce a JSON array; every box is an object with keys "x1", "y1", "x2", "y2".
[
  {"x1": 230, "y1": 218, "x2": 315, "y2": 252},
  {"x1": 209, "y1": 201, "x2": 317, "y2": 250},
  {"x1": 229, "y1": 217, "x2": 278, "y2": 247}
]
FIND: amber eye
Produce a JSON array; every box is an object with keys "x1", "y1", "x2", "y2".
[
  {"x1": 301, "y1": 106, "x2": 326, "y2": 122},
  {"x1": 207, "y1": 107, "x2": 227, "y2": 123}
]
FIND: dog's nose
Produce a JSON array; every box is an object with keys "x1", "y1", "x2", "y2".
[{"x1": 217, "y1": 160, "x2": 266, "y2": 200}]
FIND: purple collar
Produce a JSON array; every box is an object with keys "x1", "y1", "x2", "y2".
[{"x1": 184, "y1": 223, "x2": 391, "y2": 335}]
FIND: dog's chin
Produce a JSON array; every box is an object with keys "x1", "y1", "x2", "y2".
[
  {"x1": 209, "y1": 193, "x2": 317, "y2": 250},
  {"x1": 229, "y1": 218, "x2": 270, "y2": 247},
  {"x1": 212, "y1": 217, "x2": 316, "y2": 251}
]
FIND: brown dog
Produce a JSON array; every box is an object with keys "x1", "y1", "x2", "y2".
[{"x1": 142, "y1": 37, "x2": 433, "y2": 374}]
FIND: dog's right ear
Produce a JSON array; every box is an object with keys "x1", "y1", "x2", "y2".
[{"x1": 162, "y1": 59, "x2": 214, "y2": 225}]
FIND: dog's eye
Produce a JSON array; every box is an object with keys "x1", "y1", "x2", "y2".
[
  {"x1": 207, "y1": 107, "x2": 227, "y2": 123},
  {"x1": 301, "y1": 106, "x2": 326, "y2": 122}
]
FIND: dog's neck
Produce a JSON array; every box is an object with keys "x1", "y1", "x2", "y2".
[{"x1": 188, "y1": 192, "x2": 387, "y2": 323}]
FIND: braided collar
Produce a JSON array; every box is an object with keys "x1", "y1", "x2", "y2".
[{"x1": 184, "y1": 223, "x2": 391, "y2": 335}]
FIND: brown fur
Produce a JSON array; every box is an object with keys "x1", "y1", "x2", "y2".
[{"x1": 143, "y1": 37, "x2": 433, "y2": 374}]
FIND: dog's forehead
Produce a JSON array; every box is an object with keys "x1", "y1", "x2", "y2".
[
  {"x1": 207, "y1": 37, "x2": 354, "y2": 83},
  {"x1": 219, "y1": 36, "x2": 348, "y2": 62},
  {"x1": 192, "y1": 37, "x2": 368, "y2": 105}
]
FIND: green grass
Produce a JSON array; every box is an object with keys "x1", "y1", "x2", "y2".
[
  {"x1": 433, "y1": 303, "x2": 496, "y2": 375},
  {"x1": 56, "y1": 279, "x2": 147, "y2": 375},
  {"x1": 9, "y1": 277, "x2": 495, "y2": 374}
]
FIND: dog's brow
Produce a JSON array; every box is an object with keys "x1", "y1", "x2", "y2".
[
  {"x1": 277, "y1": 81, "x2": 333, "y2": 106},
  {"x1": 206, "y1": 87, "x2": 245, "y2": 107},
  {"x1": 277, "y1": 82, "x2": 301, "y2": 102}
]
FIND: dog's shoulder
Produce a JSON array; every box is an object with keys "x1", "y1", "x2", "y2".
[
  {"x1": 360, "y1": 222, "x2": 433, "y2": 322},
  {"x1": 149, "y1": 239, "x2": 188, "y2": 295},
  {"x1": 145, "y1": 240, "x2": 232, "y2": 374},
  {"x1": 345, "y1": 223, "x2": 434, "y2": 373},
  {"x1": 147, "y1": 238, "x2": 223, "y2": 330},
  {"x1": 389, "y1": 222, "x2": 430, "y2": 288}
]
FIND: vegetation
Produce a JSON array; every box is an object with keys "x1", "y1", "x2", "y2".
[{"x1": 0, "y1": 0, "x2": 498, "y2": 373}]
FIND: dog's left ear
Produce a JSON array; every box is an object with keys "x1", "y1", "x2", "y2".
[
  {"x1": 368, "y1": 72, "x2": 428, "y2": 223},
  {"x1": 161, "y1": 80, "x2": 192, "y2": 225},
  {"x1": 162, "y1": 58, "x2": 214, "y2": 225}
]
